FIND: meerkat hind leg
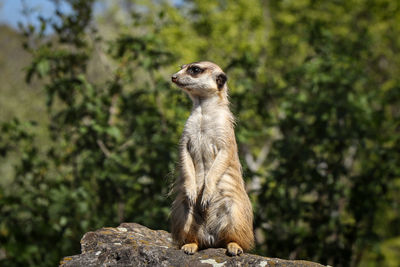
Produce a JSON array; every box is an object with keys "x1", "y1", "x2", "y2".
[
  {"x1": 226, "y1": 242, "x2": 243, "y2": 256},
  {"x1": 181, "y1": 243, "x2": 198, "y2": 254}
]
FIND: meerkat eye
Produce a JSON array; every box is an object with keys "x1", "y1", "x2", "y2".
[{"x1": 187, "y1": 66, "x2": 203, "y2": 75}]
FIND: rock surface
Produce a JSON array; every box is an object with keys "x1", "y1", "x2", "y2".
[{"x1": 60, "y1": 223, "x2": 326, "y2": 267}]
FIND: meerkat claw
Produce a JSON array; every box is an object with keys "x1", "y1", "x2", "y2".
[
  {"x1": 187, "y1": 197, "x2": 196, "y2": 206},
  {"x1": 200, "y1": 197, "x2": 211, "y2": 210},
  {"x1": 185, "y1": 187, "x2": 197, "y2": 206},
  {"x1": 186, "y1": 193, "x2": 196, "y2": 206},
  {"x1": 200, "y1": 187, "x2": 213, "y2": 209}
]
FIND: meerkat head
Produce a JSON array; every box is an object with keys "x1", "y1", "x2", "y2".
[{"x1": 171, "y1": 61, "x2": 228, "y2": 98}]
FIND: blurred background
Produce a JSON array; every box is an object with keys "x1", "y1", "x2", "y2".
[{"x1": 0, "y1": 0, "x2": 399, "y2": 266}]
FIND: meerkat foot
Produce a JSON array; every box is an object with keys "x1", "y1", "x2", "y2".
[
  {"x1": 226, "y1": 242, "x2": 243, "y2": 256},
  {"x1": 181, "y1": 243, "x2": 198, "y2": 255}
]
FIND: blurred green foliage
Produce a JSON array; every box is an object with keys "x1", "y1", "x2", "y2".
[{"x1": 0, "y1": 0, "x2": 399, "y2": 266}]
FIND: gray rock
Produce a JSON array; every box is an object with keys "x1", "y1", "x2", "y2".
[{"x1": 60, "y1": 223, "x2": 326, "y2": 267}]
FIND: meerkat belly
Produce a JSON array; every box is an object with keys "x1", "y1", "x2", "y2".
[
  {"x1": 186, "y1": 113, "x2": 220, "y2": 185},
  {"x1": 188, "y1": 135, "x2": 217, "y2": 187}
]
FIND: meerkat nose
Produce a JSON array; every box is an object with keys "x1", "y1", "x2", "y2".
[{"x1": 171, "y1": 74, "x2": 178, "y2": 83}]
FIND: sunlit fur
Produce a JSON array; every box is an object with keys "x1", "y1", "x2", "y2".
[{"x1": 170, "y1": 61, "x2": 254, "y2": 255}]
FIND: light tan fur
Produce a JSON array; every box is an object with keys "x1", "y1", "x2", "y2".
[{"x1": 170, "y1": 61, "x2": 254, "y2": 256}]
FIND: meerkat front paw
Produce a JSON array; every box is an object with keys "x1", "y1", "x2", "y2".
[
  {"x1": 226, "y1": 242, "x2": 243, "y2": 256},
  {"x1": 200, "y1": 186, "x2": 214, "y2": 210},
  {"x1": 185, "y1": 187, "x2": 197, "y2": 206},
  {"x1": 181, "y1": 243, "x2": 198, "y2": 254}
]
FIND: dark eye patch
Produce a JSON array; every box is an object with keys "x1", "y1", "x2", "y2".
[{"x1": 187, "y1": 66, "x2": 204, "y2": 75}]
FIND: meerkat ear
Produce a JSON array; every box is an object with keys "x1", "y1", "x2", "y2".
[{"x1": 216, "y1": 73, "x2": 227, "y2": 90}]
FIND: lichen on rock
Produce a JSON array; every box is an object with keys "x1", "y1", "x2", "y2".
[{"x1": 60, "y1": 223, "x2": 326, "y2": 267}]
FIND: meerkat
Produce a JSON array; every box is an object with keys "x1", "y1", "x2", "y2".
[{"x1": 170, "y1": 61, "x2": 254, "y2": 256}]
